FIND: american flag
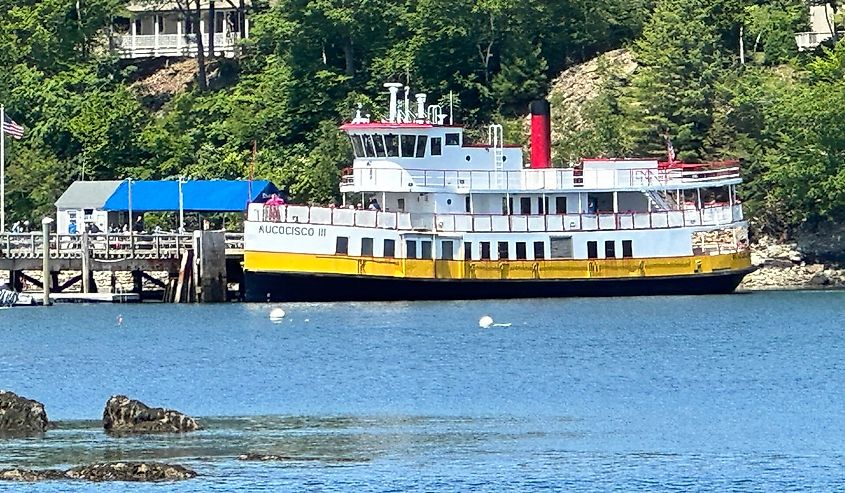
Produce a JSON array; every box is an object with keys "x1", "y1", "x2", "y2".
[{"x1": 2, "y1": 112, "x2": 24, "y2": 140}]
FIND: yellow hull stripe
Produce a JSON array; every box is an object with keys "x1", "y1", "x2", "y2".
[{"x1": 244, "y1": 251, "x2": 752, "y2": 280}]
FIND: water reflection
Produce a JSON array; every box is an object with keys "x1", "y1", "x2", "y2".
[{"x1": 0, "y1": 414, "x2": 573, "y2": 470}]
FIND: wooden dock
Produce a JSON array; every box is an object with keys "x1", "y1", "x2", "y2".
[{"x1": 0, "y1": 231, "x2": 244, "y2": 303}]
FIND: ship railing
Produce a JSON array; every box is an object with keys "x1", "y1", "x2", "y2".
[
  {"x1": 252, "y1": 203, "x2": 743, "y2": 234},
  {"x1": 340, "y1": 163, "x2": 741, "y2": 191}
]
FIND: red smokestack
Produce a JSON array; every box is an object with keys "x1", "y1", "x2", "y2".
[{"x1": 530, "y1": 100, "x2": 551, "y2": 169}]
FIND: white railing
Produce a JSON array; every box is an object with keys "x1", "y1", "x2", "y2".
[
  {"x1": 795, "y1": 31, "x2": 835, "y2": 51},
  {"x1": 0, "y1": 233, "x2": 245, "y2": 259},
  {"x1": 250, "y1": 204, "x2": 744, "y2": 234},
  {"x1": 340, "y1": 163, "x2": 741, "y2": 192},
  {"x1": 113, "y1": 33, "x2": 240, "y2": 58}
]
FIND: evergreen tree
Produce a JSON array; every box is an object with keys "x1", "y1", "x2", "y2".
[{"x1": 625, "y1": 0, "x2": 725, "y2": 161}]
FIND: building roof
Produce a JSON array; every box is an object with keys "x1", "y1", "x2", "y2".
[
  {"x1": 103, "y1": 179, "x2": 278, "y2": 212},
  {"x1": 55, "y1": 181, "x2": 124, "y2": 210},
  {"x1": 125, "y1": 1, "x2": 253, "y2": 12}
]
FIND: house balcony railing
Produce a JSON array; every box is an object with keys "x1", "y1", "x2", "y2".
[
  {"x1": 795, "y1": 31, "x2": 836, "y2": 51},
  {"x1": 113, "y1": 32, "x2": 240, "y2": 58}
]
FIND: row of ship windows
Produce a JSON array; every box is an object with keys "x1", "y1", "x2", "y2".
[
  {"x1": 350, "y1": 133, "x2": 461, "y2": 159},
  {"x1": 335, "y1": 237, "x2": 634, "y2": 261}
]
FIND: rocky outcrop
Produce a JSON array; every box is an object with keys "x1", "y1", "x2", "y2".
[
  {"x1": 740, "y1": 236, "x2": 845, "y2": 290},
  {"x1": 0, "y1": 391, "x2": 49, "y2": 435},
  {"x1": 239, "y1": 453, "x2": 367, "y2": 463},
  {"x1": 66, "y1": 462, "x2": 197, "y2": 482},
  {"x1": 0, "y1": 463, "x2": 196, "y2": 482},
  {"x1": 102, "y1": 395, "x2": 200, "y2": 434},
  {"x1": 546, "y1": 49, "x2": 637, "y2": 163},
  {"x1": 0, "y1": 468, "x2": 65, "y2": 481}
]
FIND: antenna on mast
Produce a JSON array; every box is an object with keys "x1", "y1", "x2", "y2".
[{"x1": 449, "y1": 91, "x2": 454, "y2": 125}]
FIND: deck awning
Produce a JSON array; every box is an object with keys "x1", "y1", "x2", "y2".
[{"x1": 103, "y1": 180, "x2": 278, "y2": 212}]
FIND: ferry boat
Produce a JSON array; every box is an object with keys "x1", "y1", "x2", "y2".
[{"x1": 242, "y1": 83, "x2": 753, "y2": 302}]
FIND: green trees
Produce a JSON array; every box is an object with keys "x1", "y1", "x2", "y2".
[{"x1": 626, "y1": 0, "x2": 724, "y2": 161}]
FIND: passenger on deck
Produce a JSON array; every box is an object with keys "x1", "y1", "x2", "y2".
[{"x1": 368, "y1": 198, "x2": 382, "y2": 211}]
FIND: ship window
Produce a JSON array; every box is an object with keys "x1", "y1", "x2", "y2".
[
  {"x1": 498, "y1": 241, "x2": 509, "y2": 260},
  {"x1": 397, "y1": 198, "x2": 405, "y2": 211},
  {"x1": 464, "y1": 242, "x2": 472, "y2": 260},
  {"x1": 605, "y1": 240, "x2": 616, "y2": 258},
  {"x1": 480, "y1": 242, "x2": 491, "y2": 260},
  {"x1": 384, "y1": 134, "x2": 399, "y2": 157},
  {"x1": 555, "y1": 196, "x2": 567, "y2": 214},
  {"x1": 431, "y1": 137, "x2": 442, "y2": 156},
  {"x1": 384, "y1": 239, "x2": 396, "y2": 258},
  {"x1": 587, "y1": 241, "x2": 598, "y2": 259},
  {"x1": 336, "y1": 236, "x2": 349, "y2": 255},
  {"x1": 401, "y1": 135, "x2": 416, "y2": 157},
  {"x1": 421, "y1": 240, "x2": 432, "y2": 259},
  {"x1": 539, "y1": 197, "x2": 549, "y2": 215},
  {"x1": 361, "y1": 237, "x2": 374, "y2": 257},
  {"x1": 364, "y1": 135, "x2": 376, "y2": 157},
  {"x1": 370, "y1": 135, "x2": 385, "y2": 157},
  {"x1": 534, "y1": 241, "x2": 545, "y2": 260},
  {"x1": 465, "y1": 196, "x2": 471, "y2": 212},
  {"x1": 516, "y1": 242, "x2": 527, "y2": 260},
  {"x1": 415, "y1": 135, "x2": 428, "y2": 157},
  {"x1": 351, "y1": 135, "x2": 365, "y2": 157},
  {"x1": 406, "y1": 240, "x2": 417, "y2": 259},
  {"x1": 445, "y1": 133, "x2": 460, "y2": 145},
  {"x1": 440, "y1": 240, "x2": 454, "y2": 260},
  {"x1": 551, "y1": 236, "x2": 574, "y2": 259},
  {"x1": 622, "y1": 240, "x2": 633, "y2": 258},
  {"x1": 520, "y1": 197, "x2": 532, "y2": 215}
]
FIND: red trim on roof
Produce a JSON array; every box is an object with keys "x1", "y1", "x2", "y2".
[{"x1": 340, "y1": 122, "x2": 434, "y2": 130}]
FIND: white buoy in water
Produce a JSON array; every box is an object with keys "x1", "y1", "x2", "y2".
[
  {"x1": 269, "y1": 308, "x2": 286, "y2": 322},
  {"x1": 479, "y1": 315, "x2": 494, "y2": 329}
]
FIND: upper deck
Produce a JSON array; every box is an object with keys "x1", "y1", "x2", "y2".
[
  {"x1": 339, "y1": 159, "x2": 741, "y2": 194},
  {"x1": 339, "y1": 84, "x2": 741, "y2": 195}
]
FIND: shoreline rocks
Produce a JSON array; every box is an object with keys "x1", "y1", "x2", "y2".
[
  {"x1": 740, "y1": 236, "x2": 845, "y2": 291},
  {"x1": 103, "y1": 395, "x2": 200, "y2": 434},
  {"x1": 0, "y1": 462, "x2": 197, "y2": 482},
  {"x1": 239, "y1": 453, "x2": 368, "y2": 463},
  {"x1": 0, "y1": 391, "x2": 49, "y2": 435}
]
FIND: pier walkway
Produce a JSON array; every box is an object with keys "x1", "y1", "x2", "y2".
[{"x1": 0, "y1": 232, "x2": 245, "y2": 302}]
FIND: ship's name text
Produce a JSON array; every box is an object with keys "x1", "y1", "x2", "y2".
[{"x1": 258, "y1": 225, "x2": 327, "y2": 237}]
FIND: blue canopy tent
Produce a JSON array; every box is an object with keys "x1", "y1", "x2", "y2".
[{"x1": 103, "y1": 180, "x2": 278, "y2": 212}]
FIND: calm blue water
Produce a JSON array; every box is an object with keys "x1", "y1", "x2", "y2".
[{"x1": 1, "y1": 291, "x2": 844, "y2": 491}]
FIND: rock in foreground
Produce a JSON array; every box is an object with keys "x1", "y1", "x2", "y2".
[
  {"x1": 0, "y1": 463, "x2": 196, "y2": 482},
  {"x1": 103, "y1": 395, "x2": 200, "y2": 434},
  {"x1": 0, "y1": 468, "x2": 65, "y2": 481},
  {"x1": 239, "y1": 453, "x2": 367, "y2": 463},
  {"x1": 0, "y1": 390, "x2": 49, "y2": 435},
  {"x1": 66, "y1": 462, "x2": 197, "y2": 482}
]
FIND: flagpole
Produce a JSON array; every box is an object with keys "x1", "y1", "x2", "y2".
[{"x1": 1, "y1": 104, "x2": 6, "y2": 233}]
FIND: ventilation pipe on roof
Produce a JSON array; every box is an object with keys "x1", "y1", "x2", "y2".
[
  {"x1": 415, "y1": 93, "x2": 427, "y2": 123},
  {"x1": 385, "y1": 83, "x2": 402, "y2": 123}
]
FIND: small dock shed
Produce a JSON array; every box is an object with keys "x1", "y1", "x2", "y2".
[{"x1": 54, "y1": 181, "x2": 123, "y2": 234}]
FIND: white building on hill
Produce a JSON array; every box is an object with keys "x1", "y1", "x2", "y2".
[
  {"x1": 796, "y1": 4, "x2": 839, "y2": 51},
  {"x1": 113, "y1": 1, "x2": 251, "y2": 59}
]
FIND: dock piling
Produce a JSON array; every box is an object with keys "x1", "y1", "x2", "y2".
[
  {"x1": 41, "y1": 217, "x2": 53, "y2": 306},
  {"x1": 81, "y1": 230, "x2": 91, "y2": 293}
]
